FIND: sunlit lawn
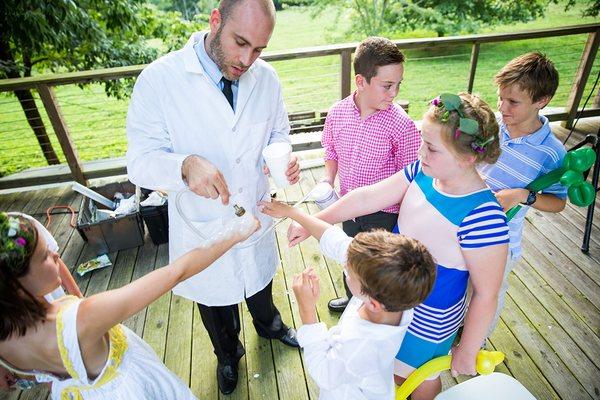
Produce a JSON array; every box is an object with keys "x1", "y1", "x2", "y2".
[{"x1": 0, "y1": 1, "x2": 598, "y2": 177}]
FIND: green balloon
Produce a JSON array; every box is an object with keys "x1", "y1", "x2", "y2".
[
  {"x1": 560, "y1": 170, "x2": 583, "y2": 186},
  {"x1": 568, "y1": 182, "x2": 596, "y2": 207}
]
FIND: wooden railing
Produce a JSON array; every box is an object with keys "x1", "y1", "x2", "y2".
[{"x1": 0, "y1": 23, "x2": 598, "y2": 188}]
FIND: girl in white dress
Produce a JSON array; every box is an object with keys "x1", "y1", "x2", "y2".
[{"x1": 0, "y1": 211, "x2": 258, "y2": 399}]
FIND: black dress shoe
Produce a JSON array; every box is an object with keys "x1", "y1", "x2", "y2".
[
  {"x1": 327, "y1": 296, "x2": 349, "y2": 312},
  {"x1": 217, "y1": 361, "x2": 238, "y2": 395},
  {"x1": 277, "y1": 327, "x2": 299, "y2": 348}
]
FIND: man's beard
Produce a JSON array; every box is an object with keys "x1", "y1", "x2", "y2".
[{"x1": 209, "y1": 28, "x2": 247, "y2": 81}]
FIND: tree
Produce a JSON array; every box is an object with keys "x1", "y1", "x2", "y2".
[
  {"x1": 0, "y1": 0, "x2": 203, "y2": 166},
  {"x1": 565, "y1": 0, "x2": 600, "y2": 17},
  {"x1": 313, "y1": 0, "x2": 549, "y2": 38}
]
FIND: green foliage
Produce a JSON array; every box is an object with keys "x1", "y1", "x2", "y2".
[
  {"x1": 564, "y1": 0, "x2": 600, "y2": 17},
  {"x1": 148, "y1": 0, "x2": 218, "y2": 20},
  {"x1": 313, "y1": 0, "x2": 550, "y2": 37},
  {"x1": 0, "y1": 0, "x2": 206, "y2": 98}
]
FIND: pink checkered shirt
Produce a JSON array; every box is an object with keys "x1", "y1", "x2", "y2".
[{"x1": 322, "y1": 93, "x2": 420, "y2": 214}]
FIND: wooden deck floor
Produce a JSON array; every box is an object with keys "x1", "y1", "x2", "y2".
[{"x1": 1, "y1": 118, "x2": 599, "y2": 400}]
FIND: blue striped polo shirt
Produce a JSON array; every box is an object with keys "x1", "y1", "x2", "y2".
[{"x1": 478, "y1": 115, "x2": 567, "y2": 259}]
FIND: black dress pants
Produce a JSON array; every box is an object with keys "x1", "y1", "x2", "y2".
[
  {"x1": 340, "y1": 211, "x2": 399, "y2": 298},
  {"x1": 197, "y1": 281, "x2": 287, "y2": 364}
]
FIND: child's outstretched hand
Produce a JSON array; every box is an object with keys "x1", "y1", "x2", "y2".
[
  {"x1": 258, "y1": 199, "x2": 293, "y2": 219},
  {"x1": 293, "y1": 267, "x2": 320, "y2": 324},
  {"x1": 231, "y1": 214, "x2": 261, "y2": 243}
]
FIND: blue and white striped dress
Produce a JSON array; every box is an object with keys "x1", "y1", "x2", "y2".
[{"x1": 393, "y1": 161, "x2": 509, "y2": 377}]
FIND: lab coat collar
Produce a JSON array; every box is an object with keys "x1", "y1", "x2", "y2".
[{"x1": 182, "y1": 31, "x2": 258, "y2": 124}]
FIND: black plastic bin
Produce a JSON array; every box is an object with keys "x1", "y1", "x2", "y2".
[
  {"x1": 76, "y1": 181, "x2": 145, "y2": 255},
  {"x1": 139, "y1": 188, "x2": 169, "y2": 245}
]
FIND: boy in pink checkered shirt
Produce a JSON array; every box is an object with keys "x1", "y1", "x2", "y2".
[{"x1": 321, "y1": 37, "x2": 420, "y2": 312}]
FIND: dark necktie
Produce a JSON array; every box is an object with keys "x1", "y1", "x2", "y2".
[{"x1": 221, "y1": 77, "x2": 234, "y2": 109}]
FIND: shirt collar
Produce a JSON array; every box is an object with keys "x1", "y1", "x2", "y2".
[
  {"x1": 500, "y1": 114, "x2": 551, "y2": 145},
  {"x1": 193, "y1": 33, "x2": 238, "y2": 87}
]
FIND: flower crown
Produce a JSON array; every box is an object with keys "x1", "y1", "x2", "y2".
[
  {"x1": 0, "y1": 212, "x2": 36, "y2": 274},
  {"x1": 431, "y1": 93, "x2": 494, "y2": 153}
]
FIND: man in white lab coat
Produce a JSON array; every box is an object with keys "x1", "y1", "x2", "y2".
[{"x1": 126, "y1": 0, "x2": 300, "y2": 394}]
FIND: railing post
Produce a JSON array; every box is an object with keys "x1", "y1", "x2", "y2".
[
  {"x1": 562, "y1": 29, "x2": 600, "y2": 129},
  {"x1": 36, "y1": 84, "x2": 88, "y2": 186},
  {"x1": 340, "y1": 49, "x2": 352, "y2": 100},
  {"x1": 467, "y1": 43, "x2": 480, "y2": 93}
]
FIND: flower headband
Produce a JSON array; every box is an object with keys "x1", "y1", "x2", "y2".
[
  {"x1": 431, "y1": 93, "x2": 494, "y2": 153},
  {"x1": 0, "y1": 212, "x2": 36, "y2": 274}
]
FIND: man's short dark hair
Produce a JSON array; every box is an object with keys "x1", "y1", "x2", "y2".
[{"x1": 353, "y1": 37, "x2": 405, "y2": 83}]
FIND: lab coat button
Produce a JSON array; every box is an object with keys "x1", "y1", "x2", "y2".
[
  {"x1": 238, "y1": 188, "x2": 243, "y2": 193},
  {"x1": 236, "y1": 158, "x2": 241, "y2": 164}
]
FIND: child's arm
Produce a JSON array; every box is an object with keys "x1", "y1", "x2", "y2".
[
  {"x1": 58, "y1": 257, "x2": 83, "y2": 298},
  {"x1": 288, "y1": 171, "x2": 410, "y2": 246},
  {"x1": 495, "y1": 189, "x2": 566, "y2": 213},
  {"x1": 322, "y1": 160, "x2": 338, "y2": 186},
  {"x1": 451, "y1": 244, "x2": 507, "y2": 376},
  {"x1": 260, "y1": 200, "x2": 333, "y2": 241},
  {"x1": 293, "y1": 268, "x2": 320, "y2": 325},
  {"x1": 77, "y1": 218, "x2": 259, "y2": 342}
]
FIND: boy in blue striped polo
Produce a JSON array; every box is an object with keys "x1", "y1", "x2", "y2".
[{"x1": 479, "y1": 52, "x2": 567, "y2": 336}]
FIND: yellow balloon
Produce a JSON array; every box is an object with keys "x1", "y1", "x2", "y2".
[{"x1": 396, "y1": 350, "x2": 505, "y2": 400}]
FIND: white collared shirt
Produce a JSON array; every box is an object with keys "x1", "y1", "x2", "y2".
[
  {"x1": 298, "y1": 298, "x2": 413, "y2": 400},
  {"x1": 296, "y1": 226, "x2": 413, "y2": 399}
]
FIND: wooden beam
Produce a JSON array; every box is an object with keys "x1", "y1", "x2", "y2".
[
  {"x1": 467, "y1": 43, "x2": 480, "y2": 93},
  {"x1": 340, "y1": 49, "x2": 352, "y2": 100},
  {"x1": 36, "y1": 84, "x2": 87, "y2": 186},
  {"x1": 562, "y1": 30, "x2": 600, "y2": 129},
  {"x1": 1, "y1": 24, "x2": 598, "y2": 92}
]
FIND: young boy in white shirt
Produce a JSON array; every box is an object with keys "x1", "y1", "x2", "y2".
[{"x1": 260, "y1": 200, "x2": 436, "y2": 400}]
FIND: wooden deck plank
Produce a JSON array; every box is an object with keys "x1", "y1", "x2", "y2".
[
  {"x1": 241, "y1": 299, "x2": 277, "y2": 400},
  {"x1": 142, "y1": 244, "x2": 171, "y2": 361},
  {"x1": 489, "y1": 319, "x2": 561, "y2": 399},
  {"x1": 523, "y1": 221, "x2": 600, "y2": 309},
  {"x1": 190, "y1": 305, "x2": 219, "y2": 399},
  {"x1": 506, "y1": 272, "x2": 600, "y2": 396},
  {"x1": 502, "y1": 295, "x2": 591, "y2": 399},
  {"x1": 121, "y1": 238, "x2": 157, "y2": 334},
  {"x1": 0, "y1": 191, "x2": 20, "y2": 210},
  {"x1": 561, "y1": 202, "x2": 600, "y2": 241},
  {"x1": 524, "y1": 211, "x2": 600, "y2": 284},
  {"x1": 520, "y1": 237, "x2": 600, "y2": 334},
  {"x1": 539, "y1": 206, "x2": 600, "y2": 264},
  {"x1": 515, "y1": 256, "x2": 600, "y2": 368},
  {"x1": 269, "y1": 186, "x2": 311, "y2": 400},
  {"x1": 163, "y1": 295, "x2": 194, "y2": 386}
]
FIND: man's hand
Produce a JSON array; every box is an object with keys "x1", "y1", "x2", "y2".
[
  {"x1": 287, "y1": 221, "x2": 310, "y2": 247},
  {"x1": 263, "y1": 154, "x2": 300, "y2": 185},
  {"x1": 182, "y1": 155, "x2": 230, "y2": 205},
  {"x1": 292, "y1": 267, "x2": 320, "y2": 324},
  {"x1": 0, "y1": 366, "x2": 16, "y2": 391},
  {"x1": 494, "y1": 188, "x2": 528, "y2": 211}
]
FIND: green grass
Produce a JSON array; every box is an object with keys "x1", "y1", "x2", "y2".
[{"x1": 0, "y1": 1, "x2": 598, "y2": 177}]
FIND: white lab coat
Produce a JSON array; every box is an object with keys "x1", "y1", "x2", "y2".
[{"x1": 126, "y1": 32, "x2": 291, "y2": 306}]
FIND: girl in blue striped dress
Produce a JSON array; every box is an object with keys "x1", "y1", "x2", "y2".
[{"x1": 287, "y1": 92, "x2": 509, "y2": 400}]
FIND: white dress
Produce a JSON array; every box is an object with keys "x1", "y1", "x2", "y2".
[{"x1": 35, "y1": 297, "x2": 196, "y2": 400}]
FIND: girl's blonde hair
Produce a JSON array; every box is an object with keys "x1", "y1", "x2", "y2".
[{"x1": 425, "y1": 92, "x2": 501, "y2": 164}]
